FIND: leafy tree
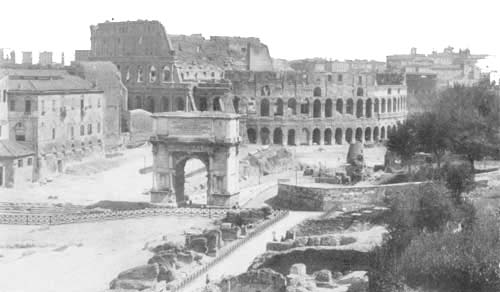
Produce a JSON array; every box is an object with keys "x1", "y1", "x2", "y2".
[
  {"x1": 414, "y1": 112, "x2": 451, "y2": 173},
  {"x1": 442, "y1": 162, "x2": 474, "y2": 204},
  {"x1": 437, "y1": 84, "x2": 500, "y2": 171},
  {"x1": 386, "y1": 119, "x2": 418, "y2": 175}
]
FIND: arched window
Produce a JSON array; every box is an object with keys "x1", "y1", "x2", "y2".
[
  {"x1": 125, "y1": 66, "x2": 130, "y2": 83},
  {"x1": 287, "y1": 129, "x2": 296, "y2": 146},
  {"x1": 213, "y1": 97, "x2": 222, "y2": 111},
  {"x1": 325, "y1": 99, "x2": 333, "y2": 117},
  {"x1": 247, "y1": 128, "x2": 257, "y2": 144},
  {"x1": 301, "y1": 99, "x2": 310, "y2": 115},
  {"x1": 146, "y1": 96, "x2": 154, "y2": 112},
  {"x1": 313, "y1": 87, "x2": 322, "y2": 97},
  {"x1": 260, "y1": 127, "x2": 270, "y2": 145},
  {"x1": 275, "y1": 98, "x2": 284, "y2": 116},
  {"x1": 312, "y1": 128, "x2": 321, "y2": 145},
  {"x1": 149, "y1": 65, "x2": 157, "y2": 83},
  {"x1": 162, "y1": 97, "x2": 170, "y2": 112},
  {"x1": 356, "y1": 87, "x2": 364, "y2": 97},
  {"x1": 313, "y1": 99, "x2": 321, "y2": 118},
  {"x1": 273, "y1": 128, "x2": 283, "y2": 144},
  {"x1": 355, "y1": 128, "x2": 363, "y2": 142},
  {"x1": 260, "y1": 98, "x2": 270, "y2": 116},
  {"x1": 345, "y1": 128, "x2": 353, "y2": 144},
  {"x1": 381, "y1": 99, "x2": 386, "y2": 113},
  {"x1": 365, "y1": 127, "x2": 372, "y2": 142},
  {"x1": 199, "y1": 97, "x2": 208, "y2": 111},
  {"x1": 335, "y1": 128, "x2": 342, "y2": 145},
  {"x1": 387, "y1": 99, "x2": 392, "y2": 112},
  {"x1": 393, "y1": 98, "x2": 397, "y2": 112},
  {"x1": 336, "y1": 99, "x2": 343, "y2": 114},
  {"x1": 365, "y1": 98, "x2": 372, "y2": 118},
  {"x1": 373, "y1": 127, "x2": 379, "y2": 142},
  {"x1": 301, "y1": 128, "x2": 310, "y2": 145},
  {"x1": 324, "y1": 129, "x2": 332, "y2": 145},
  {"x1": 162, "y1": 66, "x2": 171, "y2": 82},
  {"x1": 287, "y1": 99, "x2": 297, "y2": 115},
  {"x1": 356, "y1": 99, "x2": 364, "y2": 118},
  {"x1": 346, "y1": 99, "x2": 354, "y2": 114},
  {"x1": 381, "y1": 126, "x2": 386, "y2": 140},
  {"x1": 374, "y1": 98, "x2": 379, "y2": 114},
  {"x1": 137, "y1": 66, "x2": 144, "y2": 83}
]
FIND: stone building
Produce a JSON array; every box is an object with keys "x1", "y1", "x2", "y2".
[
  {"x1": 39, "y1": 51, "x2": 53, "y2": 66},
  {"x1": 83, "y1": 19, "x2": 406, "y2": 146},
  {"x1": 0, "y1": 69, "x2": 105, "y2": 180}
]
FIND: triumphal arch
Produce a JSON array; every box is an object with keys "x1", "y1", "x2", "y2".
[{"x1": 150, "y1": 111, "x2": 240, "y2": 207}]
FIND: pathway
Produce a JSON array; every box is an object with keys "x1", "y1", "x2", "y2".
[{"x1": 179, "y1": 211, "x2": 321, "y2": 292}]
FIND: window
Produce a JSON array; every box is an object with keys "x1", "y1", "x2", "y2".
[
  {"x1": 52, "y1": 128, "x2": 56, "y2": 140},
  {"x1": 88, "y1": 124, "x2": 92, "y2": 135},
  {"x1": 358, "y1": 76, "x2": 363, "y2": 85},
  {"x1": 80, "y1": 99, "x2": 84, "y2": 110},
  {"x1": 328, "y1": 75, "x2": 332, "y2": 82},
  {"x1": 2, "y1": 90, "x2": 6, "y2": 102},
  {"x1": 80, "y1": 125, "x2": 85, "y2": 136},
  {"x1": 137, "y1": 66, "x2": 144, "y2": 82},
  {"x1": 41, "y1": 100, "x2": 45, "y2": 115},
  {"x1": 162, "y1": 66, "x2": 171, "y2": 82},
  {"x1": 27, "y1": 157, "x2": 32, "y2": 166},
  {"x1": 97, "y1": 122, "x2": 101, "y2": 133},
  {"x1": 149, "y1": 65, "x2": 157, "y2": 83},
  {"x1": 25, "y1": 100, "x2": 31, "y2": 114},
  {"x1": 70, "y1": 126, "x2": 74, "y2": 139},
  {"x1": 337, "y1": 74, "x2": 343, "y2": 82},
  {"x1": 18, "y1": 159, "x2": 23, "y2": 168},
  {"x1": 387, "y1": 88, "x2": 392, "y2": 95}
]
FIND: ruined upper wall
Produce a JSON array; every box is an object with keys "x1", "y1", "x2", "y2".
[{"x1": 90, "y1": 20, "x2": 174, "y2": 59}]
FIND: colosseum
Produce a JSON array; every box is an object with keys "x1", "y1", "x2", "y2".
[{"x1": 83, "y1": 20, "x2": 407, "y2": 145}]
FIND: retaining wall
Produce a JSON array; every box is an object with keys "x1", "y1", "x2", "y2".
[{"x1": 275, "y1": 181, "x2": 430, "y2": 211}]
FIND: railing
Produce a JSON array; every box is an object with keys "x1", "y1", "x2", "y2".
[
  {"x1": 0, "y1": 207, "x2": 231, "y2": 225},
  {"x1": 164, "y1": 210, "x2": 290, "y2": 292}
]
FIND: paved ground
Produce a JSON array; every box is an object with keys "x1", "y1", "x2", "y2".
[{"x1": 181, "y1": 211, "x2": 321, "y2": 292}]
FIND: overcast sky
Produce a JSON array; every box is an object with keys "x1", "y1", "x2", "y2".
[{"x1": 1, "y1": 0, "x2": 499, "y2": 70}]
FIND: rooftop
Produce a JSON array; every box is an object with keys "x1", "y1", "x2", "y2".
[{"x1": 0, "y1": 140, "x2": 34, "y2": 158}]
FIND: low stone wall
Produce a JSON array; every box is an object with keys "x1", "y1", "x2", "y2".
[{"x1": 275, "y1": 181, "x2": 430, "y2": 211}]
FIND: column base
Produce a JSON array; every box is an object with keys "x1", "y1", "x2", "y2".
[{"x1": 208, "y1": 192, "x2": 240, "y2": 208}]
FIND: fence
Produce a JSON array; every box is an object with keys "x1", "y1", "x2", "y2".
[
  {"x1": 0, "y1": 207, "x2": 232, "y2": 225},
  {"x1": 165, "y1": 210, "x2": 290, "y2": 292}
]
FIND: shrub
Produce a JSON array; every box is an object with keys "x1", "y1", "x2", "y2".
[{"x1": 441, "y1": 162, "x2": 475, "y2": 204}]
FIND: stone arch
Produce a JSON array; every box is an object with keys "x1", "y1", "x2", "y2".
[
  {"x1": 356, "y1": 87, "x2": 364, "y2": 97},
  {"x1": 176, "y1": 97, "x2": 185, "y2": 111},
  {"x1": 355, "y1": 127, "x2": 363, "y2": 142},
  {"x1": 275, "y1": 98, "x2": 284, "y2": 116},
  {"x1": 313, "y1": 99, "x2": 321, "y2": 118},
  {"x1": 336, "y1": 99, "x2": 343, "y2": 114},
  {"x1": 301, "y1": 99, "x2": 310, "y2": 115},
  {"x1": 149, "y1": 65, "x2": 157, "y2": 83},
  {"x1": 345, "y1": 128, "x2": 353, "y2": 144},
  {"x1": 260, "y1": 127, "x2": 270, "y2": 145},
  {"x1": 324, "y1": 128, "x2": 332, "y2": 145},
  {"x1": 233, "y1": 96, "x2": 240, "y2": 113},
  {"x1": 173, "y1": 155, "x2": 209, "y2": 204},
  {"x1": 365, "y1": 127, "x2": 372, "y2": 142},
  {"x1": 346, "y1": 98, "x2": 354, "y2": 114},
  {"x1": 288, "y1": 98, "x2": 297, "y2": 115},
  {"x1": 260, "y1": 85, "x2": 271, "y2": 96},
  {"x1": 356, "y1": 99, "x2": 364, "y2": 118},
  {"x1": 325, "y1": 99, "x2": 333, "y2": 117},
  {"x1": 260, "y1": 98, "x2": 270, "y2": 116},
  {"x1": 387, "y1": 99, "x2": 392, "y2": 112},
  {"x1": 374, "y1": 98, "x2": 379, "y2": 114},
  {"x1": 273, "y1": 128, "x2": 283, "y2": 145},
  {"x1": 381, "y1": 99, "x2": 386, "y2": 113},
  {"x1": 381, "y1": 126, "x2": 386, "y2": 140},
  {"x1": 373, "y1": 127, "x2": 379, "y2": 142},
  {"x1": 301, "y1": 128, "x2": 310, "y2": 145},
  {"x1": 137, "y1": 66, "x2": 144, "y2": 83},
  {"x1": 313, "y1": 87, "x2": 322, "y2": 97},
  {"x1": 312, "y1": 128, "x2": 321, "y2": 145},
  {"x1": 393, "y1": 97, "x2": 397, "y2": 112},
  {"x1": 162, "y1": 96, "x2": 170, "y2": 112},
  {"x1": 287, "y1": 129, "x2": 296, "y2": 146},
  {"x1": 365, "y1": 98, "x2": 372, "y2": 118},
  {"x1": 335, "y1": 128, "x2": 342, "y2": 145},
  {"x1": 199, "y1": 97, "x2": 208, "y2": 111},
  {"x1": 128, "y1": 95, "x2": 135, "y2": 110},
  {"x1": 247, "y1": 128, "x2": 257, "y2": 144}
]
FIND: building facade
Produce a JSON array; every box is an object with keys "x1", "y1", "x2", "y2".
[{"x1": 0, "y1": 71, "x2": 105, "y2": 180}]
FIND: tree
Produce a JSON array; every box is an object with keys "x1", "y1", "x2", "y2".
[
  {"x1": 442, "y1": 162, "x2": 474, "y2": 204},
  {"x1": 387, "y1": 120, "x2": 418, "y2": 175},
  {"x1": 414, "y1": 112, "x2": 451, "y2": 173},
  {"x1": 437, "y1": 84, "x2": 500, "y2": 171}
]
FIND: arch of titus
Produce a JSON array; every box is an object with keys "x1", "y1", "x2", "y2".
[{"x1": 150, "y1": 111, "x2": 240, "y2": 207}]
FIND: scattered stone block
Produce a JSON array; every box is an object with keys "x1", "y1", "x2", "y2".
[{"x1": 290, "y1": 263, "x2": 307, "y2": 276}]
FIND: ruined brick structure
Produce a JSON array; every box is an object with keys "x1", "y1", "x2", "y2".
[{"x1": 86, "y1": 20, "x2": 406, "y2": 146}]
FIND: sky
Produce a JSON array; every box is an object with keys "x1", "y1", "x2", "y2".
[{"x1": 1, "y1": 0, "x2": 500, "y2": 70}]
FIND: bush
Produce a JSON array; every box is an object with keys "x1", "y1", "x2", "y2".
[{"x1": 441, "y1": 162, "x2": 474, "y2": 203}]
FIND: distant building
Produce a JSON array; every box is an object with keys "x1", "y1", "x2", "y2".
[
  {"x1": 39, "y1": 51, "x2": 53, "y2": 66},
  {"x1": 0, "y1": 87, "x2": 34, "y2": 187},
  {"x1": 74, "y1": 50, "x2": 91, "y2": 62},
  {"x1": 0, "y1": 69, "x2": 105, "y2": 180},
  {"x1": 22, "y1": 51, "x2": 32, "y2": 65}
]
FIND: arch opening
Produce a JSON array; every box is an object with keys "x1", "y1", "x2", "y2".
[
  {"x1": 174, "y1": 157, "x2": 208, "y2": 205},
  {"x1": 273, "y1": 128, "x2": 283, "y2": 145},
  {"x1": 324, "y1": 129, "x2": 332, "y2": 145},
  {"x1": 287, "y1": 129, "x2": 296, "y2": 146},
  {"x1": 312, "y1": 128, "x2": 321, "y2": 145},
  {"x1": 260, "y1": 127, "x2": 271, "y2": 145}
]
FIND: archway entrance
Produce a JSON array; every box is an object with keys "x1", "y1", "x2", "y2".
[
  {"x1": 287, "y1": 129, "x2": 296, "y2": 146},
  {"x1": 174, "y1": 157, "x2": 208, "y2": 205}
]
